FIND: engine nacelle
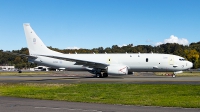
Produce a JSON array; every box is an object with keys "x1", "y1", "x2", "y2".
[{"x1": 107, "y1": 65, "x2": 128, "y2": 75}]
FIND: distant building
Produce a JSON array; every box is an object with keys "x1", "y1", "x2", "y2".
[
  {"x1": 0, "y1": 66, "x2": 15, "y2": 71},
  {"x1": 33, "y1": 66, "x2": 49, "y2": 71}
]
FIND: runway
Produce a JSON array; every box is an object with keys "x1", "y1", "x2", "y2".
[
  {"x1": 0, "y1": 71, "x2": 200, "y2": 84},
  {"x1": 0, "y1": 71, "x2": 200, "y2": 112}
]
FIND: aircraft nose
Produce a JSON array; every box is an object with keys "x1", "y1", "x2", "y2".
[{"x1": 188, "y1": 61, "x2": 193, "y2": 69}]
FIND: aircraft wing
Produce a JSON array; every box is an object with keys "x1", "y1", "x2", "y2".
[{"x1": 39, "y1": 55, "x2": 109, "y2": 68}]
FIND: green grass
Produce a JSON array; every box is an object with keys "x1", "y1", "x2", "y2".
[{"x1": 0, "y1": 83, "x2": 200, "y2": 108}]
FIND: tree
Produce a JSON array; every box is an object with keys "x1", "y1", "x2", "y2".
[
  {"x1": 14, "y1": 57, "x2": 21, "y2": 64},
  {"x1": 185, "y1": 49, "x2": 199, "y2": 68}
]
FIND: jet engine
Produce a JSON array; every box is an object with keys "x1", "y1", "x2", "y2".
[{"x1": 107, "y1": 65, "x2": 128, "y2": 75}]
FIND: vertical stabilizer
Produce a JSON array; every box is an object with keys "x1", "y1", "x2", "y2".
[{"x1": 23, "y1": 23, "x2": 62, "y2": 55}]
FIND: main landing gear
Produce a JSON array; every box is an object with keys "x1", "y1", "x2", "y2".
[
  {"x1": 95, "y1": 69, "x2": 108, "y2": 78},
  {"x1": 103, "y1": 73, "x2": 108, "y2": 77},
  {"x1": 96, "y1": 73, "x2": 102, "y2": 78},
  {"x1": 95, "y1": 73, "x2": 108, "y2": 78}
]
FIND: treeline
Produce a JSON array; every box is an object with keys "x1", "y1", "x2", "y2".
[
  {"x1": 0, "y1": 42, "x2": 200, "y2": 69},
  {"x1": 0, "y1": 48, "x2": 36, "y2": 69}
]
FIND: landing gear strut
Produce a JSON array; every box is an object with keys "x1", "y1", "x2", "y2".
[
  {"x1": 172, "y1": 73, "x2": 176, "y2": 78},
  {"x1": 94, "y1": 69, "x2": 109, "y2": 78}
]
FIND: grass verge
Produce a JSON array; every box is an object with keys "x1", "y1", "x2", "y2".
[{"x1": 0, "y1": 83, "x2": 199, "y2": 108}]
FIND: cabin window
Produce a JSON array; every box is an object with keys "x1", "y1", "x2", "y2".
[
  {"x1": 146, "y1": 58, "x2": 148, "y2": 62},
  {"x1": 109, "y1": 59, "x2": 110, "y2": 61}
]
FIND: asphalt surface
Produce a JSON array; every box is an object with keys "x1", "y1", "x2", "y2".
[
  {"x1": 0, "y1": 71, "x2": 200, "y2": 112},
  {"x1": 0, "y1": 96, "x2": 200, "y2": 112},
  {"x1": 0, "y1": 71, "x2": 200, "y2": 84}
]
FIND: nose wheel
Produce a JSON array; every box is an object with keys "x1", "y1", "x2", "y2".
[{"x1": 172, "y1": 73, "x2": 176, "y2": 78}]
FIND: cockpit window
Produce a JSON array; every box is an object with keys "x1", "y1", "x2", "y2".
[{"x1": 179, "y1": 58, "x2": 187, "y2": 61}]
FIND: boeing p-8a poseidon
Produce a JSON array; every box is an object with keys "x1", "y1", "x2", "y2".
[{"x1": 24, "y1": 23, "x2": 193, "y2": 78}]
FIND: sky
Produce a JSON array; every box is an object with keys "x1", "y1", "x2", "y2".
[{"x1": 0, "y1": 0, "x2": 200, "y2": 51}]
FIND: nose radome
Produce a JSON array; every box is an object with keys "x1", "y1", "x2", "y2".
[{"x1": 189, "y1": 62, "x2": 193, "y2": 68}]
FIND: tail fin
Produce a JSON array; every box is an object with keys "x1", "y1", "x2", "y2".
[{"x1": 23, "y1": 23, "x2": 62, "y2": 55}]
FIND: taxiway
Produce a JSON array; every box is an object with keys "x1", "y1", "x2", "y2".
[{"x1": 0, "y1": 71, "x2": 200, "y2": 112}]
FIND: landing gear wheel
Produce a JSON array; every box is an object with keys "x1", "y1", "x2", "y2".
[
  {"x1": 96, "y1": 73, "x2": 102, "y2": 78},
  {"x1": 172, "y1": 74, "x2": 176, "y2": 78},
  {"x1": 103, "y1": 73, "x2": 108, "y2": 77}
]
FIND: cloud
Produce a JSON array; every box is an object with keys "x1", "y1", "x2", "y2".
[
  {"x1": 155, "y1": 42, "x2": 163, "y2": 46},
  {"x1": 155, "y1": 35, "x2": 189, "y2": 46},
  {"x1": 118, "y1": 44, "x2": 134, "y2": 47},
  {"x1": 118, "y1": 44, "x2": 127, "y2": 47},
  {"x1": 66, "y1": 47, "x2": 80, "y2": 49}
]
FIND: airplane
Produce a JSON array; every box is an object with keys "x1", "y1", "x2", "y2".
[{"x1": 23, "y1": 23, "x2": 193, "y2": 78}]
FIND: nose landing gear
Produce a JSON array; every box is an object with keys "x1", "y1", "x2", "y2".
[{"x1": 172, "y1": 73, "x2": 176, "y2": 78}]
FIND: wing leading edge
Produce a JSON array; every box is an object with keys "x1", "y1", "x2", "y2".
[{"x1": 39, "y1": 55, "x2": 109, "y2": 68}]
